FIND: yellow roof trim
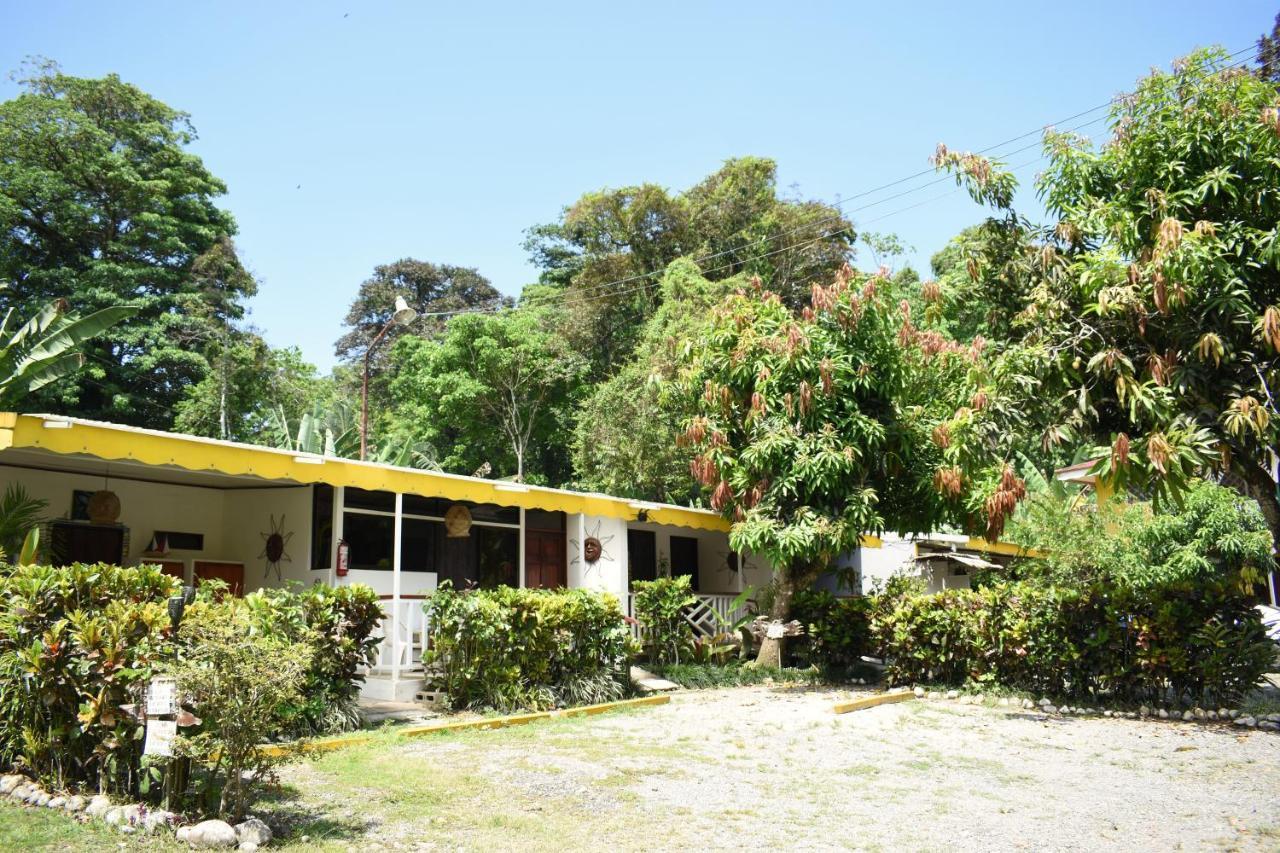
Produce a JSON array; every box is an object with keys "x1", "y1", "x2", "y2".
[
  {"x1": 3, "y1": 414, "x2": 728, "y2": 533},
  {"x1": 964, "y1": 536, "x2": 1047, "y2": 559}
]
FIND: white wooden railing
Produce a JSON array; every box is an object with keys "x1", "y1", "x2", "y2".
[
  {"x1": 625, "y1": 592, "x2": 750, "y2": 640},
  {"x1": 369, "y1": 596, "x2": 430, "y2": 674}
]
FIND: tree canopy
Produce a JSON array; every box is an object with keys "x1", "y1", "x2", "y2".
[{"x1": 0, "y1": 63, "x2": 248, "y2": 427}]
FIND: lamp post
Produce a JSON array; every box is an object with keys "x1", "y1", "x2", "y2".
[{"x1": 361, "y1": 295, "x2": 418, "y2": 461}]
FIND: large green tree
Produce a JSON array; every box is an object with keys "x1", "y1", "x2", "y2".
[
  {"x1": 572, "y1": 259, "x2": 744, "y2": 502},
  {"x1": 680, "y1": 268, "x2": 1023, "y2": 663},
  {"x1": 0, "y1": 62, "x2": 247, "y2": 426},
  {"x1": 387, "y1": 308, "x2": 588, "y2": 483},
  {"x1": 940, "y1": 48, "x2": 1280, "y2": 559},
  {"x1": 335, "y1": 259, "x2": 511, "y2": 369},
  {"x1": 525, "y1": 157, "x2": 855, "y2": 379}
]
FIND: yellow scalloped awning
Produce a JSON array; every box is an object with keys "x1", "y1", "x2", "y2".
[{"x1": 0, "y1": 413, "x2": 728, "y2": 532}]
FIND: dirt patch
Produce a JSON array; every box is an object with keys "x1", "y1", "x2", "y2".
[{"x1": 272, "y1": 686, "x2": 1280, "y2": 851}]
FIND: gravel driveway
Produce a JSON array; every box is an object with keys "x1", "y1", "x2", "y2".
[{"x1": 276, "y1": 686, "x2": 1280, "y2": 852}]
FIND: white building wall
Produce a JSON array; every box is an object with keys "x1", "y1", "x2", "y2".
[
  {"x1": 569, "y1": 513, "x2": 628, "y2": 600},
  {"x1": 853, "y1": 536, "x2": 915, "y2": 594},
  {"x1": 221, "y1": 486, "x2": 318, "y2": 592},
  {"x1": 625, "y1": 520, "x2": 771, "y2": 596},
  {"x1": 0, "y1": 465, "x2": 229, "y2": 566}
]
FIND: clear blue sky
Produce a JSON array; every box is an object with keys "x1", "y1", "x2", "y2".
[{"x1": 2, "y1": 1, "x2": 1271, "y2": 371}]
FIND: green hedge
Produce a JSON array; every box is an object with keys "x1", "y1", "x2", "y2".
[
  {"x1": 0, "y1": 562, "x2": 382, "y2": 797},
  {"x1": 424, "y1": 583, "x2": 634, "y2": 712},
  {"x1": 791, "y1": 589, "x2": 872, "y2": 674},
  {"x1": 871, "y1": 576, "x2": 1272, "y2": 703}
]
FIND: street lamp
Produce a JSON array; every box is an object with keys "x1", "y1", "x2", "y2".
[{"x1": 361, "y1": 296, "x2": 418, "y2": 460}]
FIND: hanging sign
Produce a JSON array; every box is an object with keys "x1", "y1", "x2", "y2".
[
  {"x1": 146, "y1": 676, "x2": 178, "y2": 716},
  {"x1": 143, "y1": 719, "x2": 177, "y2": 757}
]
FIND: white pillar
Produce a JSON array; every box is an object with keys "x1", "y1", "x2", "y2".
[
  {"x1": 329, "y1": 486, "x2": 345, "y2": 588},
  {"x1": 518, "y1": 507, "x2": 526, "y2": 589},
  {"x1": 391, "y1": 492, "x2": 403, "y2": 686}
]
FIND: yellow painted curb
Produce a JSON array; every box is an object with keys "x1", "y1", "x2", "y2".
[
  {"x1": 257, "y1": 694, "x2": 671, "y2": 757},
  {"x1": 832, "y1": 690, "x2": 915, "y2": 715}
]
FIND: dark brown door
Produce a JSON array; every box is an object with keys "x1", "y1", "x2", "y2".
[
  {"x1": 194, "y1": 561, "x2": 245, "y2": 597},
  {"x1": 153, "y1": 560, "x2": 187, "y2": 583},
  {"x1": 671, "y1": 536, "x2": 700, "y2": 592},
  {"x1": 628, "y1": 529, "x2": 657, "y2": 586},
  {"x1": 524, "y1": 531, "x2": 565, "y2": 589}
]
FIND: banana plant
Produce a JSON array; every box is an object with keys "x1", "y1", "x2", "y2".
[
  {"x1": 0, "y1": 285, "x2": 137, "y2": 410},
  {"x1": 271, "y1": 399, "x2": 441, "y2": 470}
]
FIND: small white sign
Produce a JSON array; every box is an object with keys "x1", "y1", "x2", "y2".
[
  {"x1": 766, "y1": 623, "x2": 786, "y2": 639},
  {"x1": 146, "y1": 677, "x2": 177, "y2": 716},
  {"x1": 143, "y1": 719, "x2": 177, "y2": 757}
]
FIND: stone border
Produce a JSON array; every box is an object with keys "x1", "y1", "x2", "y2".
[{"x1": 908, "y1": 685, "x2": 1280, "y2": 730}]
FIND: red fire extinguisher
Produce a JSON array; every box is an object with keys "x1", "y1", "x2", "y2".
[{"x1": 336, "y1": 539, "x2": 349, "y2": 578}]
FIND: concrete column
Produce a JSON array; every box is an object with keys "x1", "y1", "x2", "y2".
[
  {"x1": 391, "y1": 492, "x2": 403, "y2": 686},
  {"x1": 518, "y1": 507, "x2": 526, "y2": 589},
  {"x1": 329, "y1": 485, "x2": 345, "y2": 588}
]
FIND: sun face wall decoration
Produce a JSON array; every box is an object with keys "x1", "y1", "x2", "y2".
[
  {"x1": 569, "y1": 520, "x2": 615, "y2": 577},
  {"x1": 259, "y1": 514, "x2": 294, "y2": 582}
]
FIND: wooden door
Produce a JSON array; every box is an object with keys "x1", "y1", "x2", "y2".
[
  {"x1": 670, "y1": 536, "x2": 700, "y2": 592},
  {"x1": 628, "y1": 529, "x2": 657, "y2": 586},
  {"x1": 152, "y1": 559, "x2": 187, "y2": 583},
  {"x1": 193, "y1": 561, "x2": 245, "y2": 597},
  {"x1": 524, "y1": 531, "x2": 565, "y2": 589}
]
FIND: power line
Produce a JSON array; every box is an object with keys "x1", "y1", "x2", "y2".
[{"x1": 429, "y1": 45, "x2": 1261, "y2": 321}]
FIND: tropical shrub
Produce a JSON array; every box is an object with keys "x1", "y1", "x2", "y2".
[
  {"x1": 243, "y1": 583, "x2": 383, "y2": 736},
  {"x1": 871, "y1": 577, "x2": 1271, "y2": 704},
  {"x1": 425, "y1": 583, "x2": 633, "y2": 712},
  {"x1": 0, "y1": 562, "x2": 178, "y2": 795},
  {"x1": 165, "y1": 598, "x2": 312, "y2": 820},
  {"x1": 0, "y1": 563, "x2": 380, "y2": 812},
  {"x1": 790, "y1": 589, "x2": 872, "y2": 675},
  {"x1": 654, "y1": 661, "x2": 822, "y2": 689},
  {"x1": 631, "y1": 575, "x2": 698, "y2": 665}
]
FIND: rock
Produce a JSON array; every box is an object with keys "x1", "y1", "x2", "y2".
[
  {"x1": 47, "y1": 796, "x2": 65, "y2": 809},
  {"x1": 235, "y1": 818, "x2": 273, "y2": 846},
  {"x1": 34, "y1": 792, "x2": 51, "y2": 806},
  {"x1": 186, "y1": 819, "x2": 239, "y2": 849},
  {"x1": 1228, "y1": 709, "x2": 1240, "y2": 719},
  {"x1": 1103, "y1": 710, "x2": 1113, "y2": 718},
  {"x1": 239, "y1": 844, "x2": 259, "y2": 853},
  {"x1": 1038, "y1": 697, "x2": 1051, "y2": 707},
  {"x1": 176, "y1": 827, "x2": 191, "y2": 843},
  {"x1": 1022, "y1": 699, "x2": 1034, "y2": 709},
  {"x1": 1261, "y1": 721, "x2": 1280, "y2": 732},
  {"x1": 1157, "y1": 708, "x2": 1169, "y2": 720},
  {"x1": 23, "y1": 787, "x2": 44, "y2": 804},
  {"x1": 1207, "y1": 710, "x2": 1218, "y2": 721},
  {"x1": 1235, "y1": 715, "x2": 1257, "y2": 727},
  {"x1": 120, "y1": 825, "x2": 136, "y2": 835},
  {"x1": 144, "y1": 809, "x2": 177, "y2": 834},
  {"x1": 122, "y1": 803, "x2": 144, "y2": 826},
  {"x1": 64, "y1": 795, "x2": 86, "y2": 813},
  {"x1": 0, "y1": 775, "x2": 23, "y2": 795},
  {"x1": 1182, "y1": 710, "x2": 1195, "y2": 722},
  {"x1": 1218, "y1": 708, "x2": 1230, "y2": 718},
  {"x1": 9, "y1": 783, "x2": 32, "y2": 801},
  {"x1": 1192, "y1": 707, "x2": 1206, "y2": 721},
  {"x1": 998, "y1": 697, "x2": 1010, "y2": 707},
  {"x1": 927, "y1": 691, "x2": 941, "y2": 701},
  {"x1": 973, "y1": 693, "x2": 985, "y2": 704},
  {"x1": 913, "y1": 686, "x2": 925, "y2": 698},
  {"x1": 85, "y1": 795, "x2": 112, "y2": 818},
  {"x1": 945, "y1": 690, "x2": 959, "y2": 700},
  {"x1": 104, "y1": 806, "x2": 125, "y2": 826},
  {"x1": 1139, "y1": 705, "x2": 1150, "y2": 717},
  {"x1": 1043, "y1": 705, "x2": 1058, "y2": 714}
]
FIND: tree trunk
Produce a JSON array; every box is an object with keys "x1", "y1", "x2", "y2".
[
  {"x1": 1224, "y1": 460, "x2": 1280, "y2": 605},
  {"x1": 754, "y1": 562, "x2": 820, "y2": 668}
]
